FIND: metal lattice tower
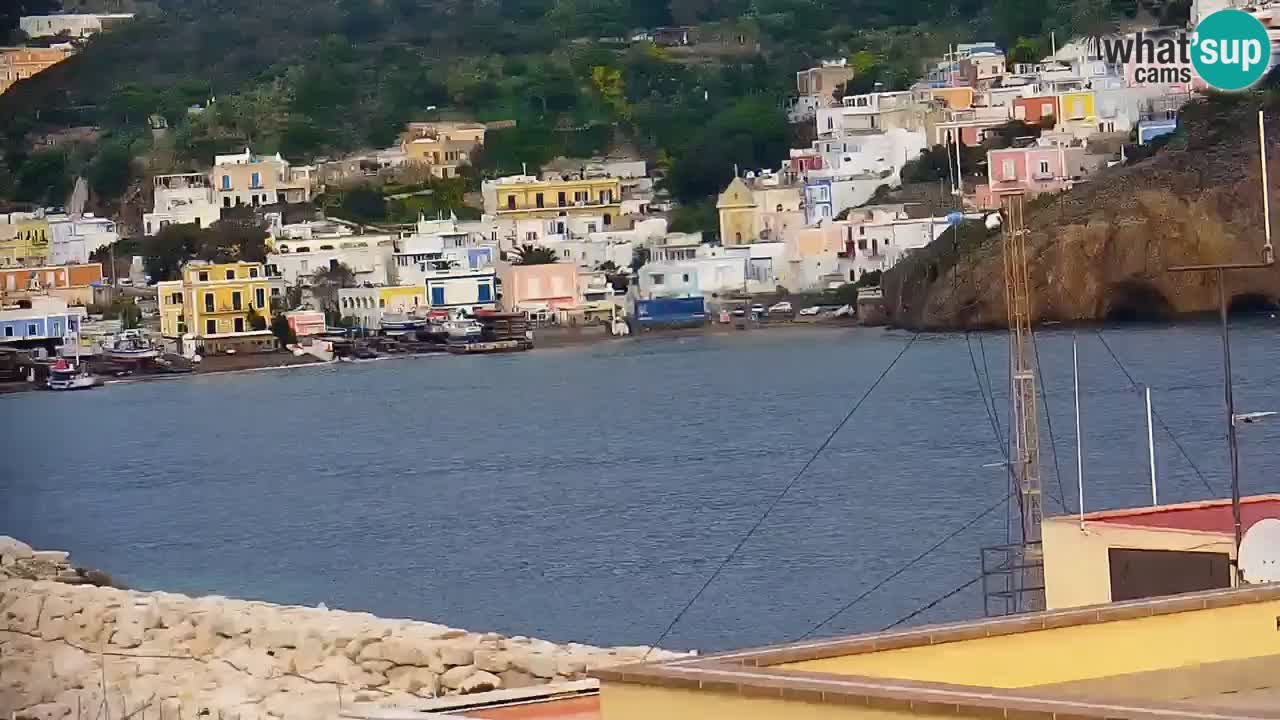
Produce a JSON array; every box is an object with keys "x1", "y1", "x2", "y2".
[{"x1": 1000, "y1": 191, "x2": 1045, "y2": 612}]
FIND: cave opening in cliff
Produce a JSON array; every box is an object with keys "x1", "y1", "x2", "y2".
[
  {"x1": 1105, "y1": 281, "x2": 1174, "y2": 323},
  {"x1": 1228, "y1": 293, "x2": 1279, "y2": 316}
]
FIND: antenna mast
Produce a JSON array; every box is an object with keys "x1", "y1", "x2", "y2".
[{"x1": 1000, "y1": 191, "x2": 1045, "y2": 612}]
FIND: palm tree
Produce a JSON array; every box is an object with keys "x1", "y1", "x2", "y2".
[
  {"x1": 310, "y1": 262, "x2": 357, "y2": 316},
  {"x1": 510, "y1": 244, "x2": 559, "y2": 265}
]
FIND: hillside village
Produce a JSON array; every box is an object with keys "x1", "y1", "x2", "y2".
[{"x1": 1, "y1": 0, "x2": 1278, "y2": 379}]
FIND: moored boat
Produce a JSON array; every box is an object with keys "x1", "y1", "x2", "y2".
[
  {"x1": 47, "y1": 358, "x2": 100, "y2": 391},
  {"x1": 103, "y1": 330, "x2": 160, "y2": 361}
]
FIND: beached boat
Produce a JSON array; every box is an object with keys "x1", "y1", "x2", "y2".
[
  {"x1": 103, "y1": 330, "x2": 159, "y2": 361},
  {"x1": 47, "y1": 358, "x2": 99, "y2": 391},
  {"x1": 379, "y1": 316, "x2": 428, "y2": 337},
  {"x1": 444, "y1": 318, "x2": 483, "y2": 341}
]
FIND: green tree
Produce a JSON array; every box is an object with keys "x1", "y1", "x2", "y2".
[
  {"x1": 630, "y1": 245, "x2": 650, "y2": 273},
  {"x1": 270, "y1": 314, "x2": 298, "y2": 346},
  {"x1": 88, "y1": 141, "x2": 135, "y2": 203},
  {"x1": 143, "y1": 224, "x2": 203, "y2": 281},
  {"x1": 14, "y1": 150, "x2": 70, "y2": 206},
  {"x1": 1007, "y1": 38, "x2": 1040, "y2": 66},
  {"x1": 246, "y1": 305, "x2": 268, "y2": 331},
  {"x1": 339, "y1": 185, "x2": 387, "y2": 223},
  {"x1": 511, "y1": 244, "x2": 559, "y2": 265},
  {"x1": 311, "y1": 262, "x2": 357, "y2": 315}
]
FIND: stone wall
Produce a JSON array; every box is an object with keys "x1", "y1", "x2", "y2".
[{"x1": 0, "y1": 545, "x2": 685, "y2": 720}]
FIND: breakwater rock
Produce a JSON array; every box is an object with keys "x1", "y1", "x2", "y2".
[{"x1": 0, "y1": 553, "x2": 688, "y2": 720}]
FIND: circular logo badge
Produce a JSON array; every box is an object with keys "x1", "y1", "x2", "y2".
[{"x1": 1192, "y1": 9, "x2": 1272, "y2": 91}]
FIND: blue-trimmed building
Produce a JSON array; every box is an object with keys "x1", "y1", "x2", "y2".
[{"x1": 0, "y1": 296, "x2": 79, "y2": 353}]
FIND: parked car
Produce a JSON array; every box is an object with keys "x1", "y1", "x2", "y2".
[
  {"x1": 769, "y1": 301, "x2": 793, "y2": 314},
  {"x1": 799, "y1": 305, "x2": 824, "y2": 316},
  {"x1": 751, "y1": 304, "x2": 765, "y2": 316}
]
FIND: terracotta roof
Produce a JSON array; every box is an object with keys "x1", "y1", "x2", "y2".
[{"x1": 1080, "y1": 494, "x2": 1280, "y2": 535}]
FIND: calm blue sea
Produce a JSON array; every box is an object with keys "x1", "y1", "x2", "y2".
[{"x1": 3, "y1": 322, "x2": 1278, "y2": 651}]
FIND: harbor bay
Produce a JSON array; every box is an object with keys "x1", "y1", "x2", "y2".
[{"x1": 4, "y1": 323, "x2": 1279, "y2": 653}]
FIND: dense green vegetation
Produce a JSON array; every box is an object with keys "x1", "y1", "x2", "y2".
[{"x1": 0, "y1": 0, "x2": 1175, "y2": 217}]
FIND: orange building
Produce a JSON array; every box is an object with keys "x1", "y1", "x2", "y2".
[
  {"x1": 0, "y1": 47, "x2": 72, "y2": 95},
  {"x1": 0, "y1": 262, "x2": 103, "y2": 306}
]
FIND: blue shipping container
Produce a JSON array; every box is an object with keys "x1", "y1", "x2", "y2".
[{"x1": 634, "y1": 297, "x2": 707, "y2": 327}]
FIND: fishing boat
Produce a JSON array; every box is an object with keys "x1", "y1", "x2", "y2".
[
  {"x1": 104, "y1": 334, "x2": 159, "y2": 361},
  {"x1": 47, "y1": 358, "x2": 99, "y2": 391},
  {"x1": 379, "y1": 316, "x2": 428, "y2": 337},
  {"x1": 444, "y1": 316, "x2": 483, "y2": 341}
]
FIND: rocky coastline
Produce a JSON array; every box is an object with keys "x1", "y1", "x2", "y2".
[{"x1": 0, "y1": 537, "x2": 687, "y2": 720}]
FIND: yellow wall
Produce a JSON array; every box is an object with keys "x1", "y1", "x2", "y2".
[
  {"x1": 379, "y1": 285, "x2": 426, "y2": 313},
  {"x1": 1059, "y1": 91, "x2": 1096, "y2": 122},
  {"x1": 1041, "y1": 517, "x2": 1234, "y2": 609},
  {"x1": 496, "y1": 177, "x2": 622, "y2": 217},
  {"x1": 158, "y1": 280, "x2": 184, "y2": 337},
  {"x1": 0, "y1": 220, "x2": 51, "y2": 265},
  {"x1": 174, "y1": 263, "x2": 272, "y2": 338},
  {"x1": 781, "y1": 599, "x2": 1280, "y2": 688},
  {"x1": 931, "y1": 86, "x2": 974, "y2": 110},
  {"x1": 600, "y1": 683, "x2": 927, "y2": 720}
]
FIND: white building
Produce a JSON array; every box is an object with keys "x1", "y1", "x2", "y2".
[
  {"x1": 636, "y1": 241, "x2": 788, "y2": 299},
  {"x1": 144, "y1": 173, "x2": 221, "y2": 235},
  {"x1": 211, "y1": 148, "x2": 315, "y2": 208},
  {"x1": 47, "y1": 215, "x2": 117, "y2": 265},
  {"x1": 396, "y1": 216, "x2": 498, "y2": 277},
  {"x1": 836, "y1": 207, "x2": 957, "y2": 281},
  {"x1": 423, "y1": 265, "x2": 498, "y2": 311},
  {"x1": 19, "y1": 13, "x2": 133, "y2": 38},
  {"x1": 266, "y1": 228, "x2": 396, "y2": 288}
]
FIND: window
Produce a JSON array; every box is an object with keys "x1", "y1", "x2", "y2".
[
  {"x1": 206, "y1": 319, "x2": 217, "y2": 335},
  {"x1": 232, "y1": 291, "x2": 242, "y2": 311},
  {"x1": 226, "y1": 269, "x2": 235, "y2": 280},
  {"x1": 858, "y1": 238, "x2": 868, "y2": 250},
  {"x1": 250, "y1": 171, "x2": 261, "y2": 188},
  {"x1": 1039, "y1": 160, "x2": 1051, "y2": 176},
  {"x1": 431, "y1": 286, "x2": 445, "y2": 306},
  {"x1": 234, "y1": 317, "x2": 245, "y2": 333},
  {"x1": 587, "y1": 223, "x2": 598, "y2": 233},
  {"x1": 603, "y1": 214, "x2": 611, "y2": 226},
  {"x1": 563, "y1": 249, "x2": 571, "y2": 259},
  {"x1": 651, "y1": 273, "x2": 665, "y2": 285},
  {"x1": 271, "y1": 288, "x2": 280, "y2": 296},
  {"x1": 249, "y1": 267, "x2": 259, "y2": 278},
  {"x1": 204, "y1": 293, "x2": 214, "y2": 312},
  {"x1": 526, "y1": 231, "x2": 538, "y2": 242},
  {"x1": 221, "y1": 175, "x2": 231, "y2": 190},
  {"x1": 300, "y1": 260, "x2": 308, "y2": 271},
  {"x1": 536, "y1": 193, "x2": 545, "y2": 208},
  {"x1": 1001, "y1": 160, "x2": 1016, "y2": 181},
  {"x1": 27, "y1": 323, "x2": 37, "y2": 336},
  {"x1": 507, "y1": 195, "x2": 516, "y2": 210},
  {"x1": 379, "y1": 298, "x2": 385, "y2": 309},
  {"x1": 2, "y1": 327, "x2": 10, "y2": 337},
  {"x1": 255, "y1": 288, "x2": 265, "y2": 308},
  {"x1": 558, "y1": 192, "x2": 566, "y2": 207},
  {"x1": 478, "y1": 283, "x2": 492, "y2": 303},
  {"x1": 198, "y1": 271, "x2": 209, "y2": 282},
  {"x1": 223, "y1": 197, "x2": 232, "y2": 208},
  {"x1": 682, "y1": 273, "x2": 690, "y2": 282}
]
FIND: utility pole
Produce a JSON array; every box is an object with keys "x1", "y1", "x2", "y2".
[
  {"x1": 1167, "y1": 110, "x2": 1275, "y2": 584},
  {"x1": 1000, "y1": 190, "x2": 1045, "y2": 612}
]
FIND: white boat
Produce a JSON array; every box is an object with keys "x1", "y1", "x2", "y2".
[
  {"x1": 47, "y1": 358, "x2": 99, "y2": 391},
  {"x1": 379, "y1": 316, "x2": 428, "y2": 337},
  {"x1": 101, "y1": 329, "x2": 158, "y2": 360},
  {"x1": 445, "y1": 318, "x2": 483, "y2": 341}
]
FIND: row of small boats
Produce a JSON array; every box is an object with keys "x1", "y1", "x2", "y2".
[{"x1": 379, "y1": 311, "x2": 483, "y2": 341}]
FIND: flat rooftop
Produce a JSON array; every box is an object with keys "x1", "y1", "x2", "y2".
[
  {"x1": 1084, "y1": 494, "x2": 1280, "y2": 535},
  {"x1": 593, "y1": 584, "x2": 1280, "y2": 720}
]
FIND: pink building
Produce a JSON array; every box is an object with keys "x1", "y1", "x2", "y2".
[
  {"x1": 974, "y1": 144, "x2": 1095, "y2": 209},
  {"x1": 497, "y1": 263, "x2": 580, "y2": 312}
]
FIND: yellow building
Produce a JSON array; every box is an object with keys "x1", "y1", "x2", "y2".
[
  {"x1": 338, "y1": 285, "x2": 428, "y2": 328},
  {"x1": 0, "y1": 218, "x2": 51, "y2": 267},
  {"x1": 716, "y1": 177, "x2": 756, "y2": 247},
  {"x1": 1041, "y1": 495, "x2": 1280, "y2": 610},
  {"x1": 400, "y1": 121, "x2": 487, "y2": 179},
  {"x1": 930, "y1": 86, "x2": 975, "y2": 110},
  {"x1": 0, "y1": 46, "x2": 72, "y2": 95},
  {"x1": 483, "y1": 175, "x2": 622, "y2": 222},
  {"x1": 158, "y1": 262, "x2": 275, "y2": 353},
  {"x1": 716, "y1": 176, "x2": 804, "y2": 246},
  {"x1": 596, "y1": 583, "x2": 1280, "y2": 719},
  {"x1": 1059, "y1": 90, "x2": 1097, "y2": 126}
]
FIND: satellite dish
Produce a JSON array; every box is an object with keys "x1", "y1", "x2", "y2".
[{"x1": 1239, "y1": 518, "x2": 1280, "y2": 584}]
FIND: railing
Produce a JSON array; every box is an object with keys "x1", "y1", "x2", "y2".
[{"x1": 980, "y1": 541, "x2": 1045, "y2": 617}]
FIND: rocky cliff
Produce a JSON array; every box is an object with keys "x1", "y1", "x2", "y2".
[
  {"x1": 886, "y1": 92, "x2": 1280, "y2": 330},
  {"x1": 0, "y1": 539, "x2": 687, "y2": 720}
]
